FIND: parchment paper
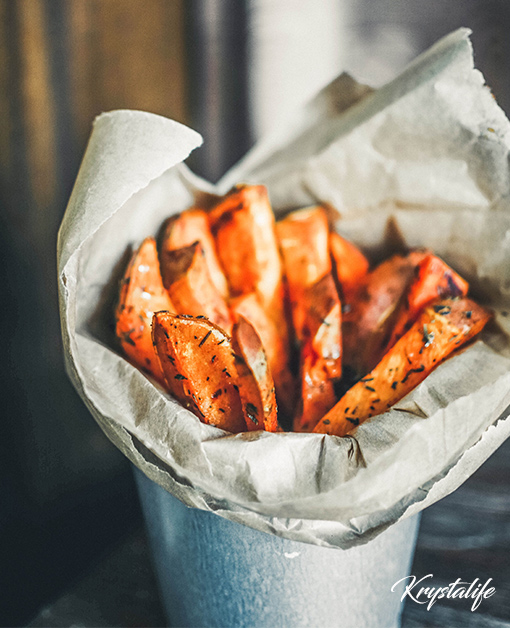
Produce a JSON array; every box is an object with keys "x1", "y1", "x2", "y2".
[{"x1": 58, "y1": 29, "x2": 510, "y2": 549}]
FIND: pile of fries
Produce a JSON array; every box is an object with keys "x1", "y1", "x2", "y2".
[{"x1": 115, "y1": 184, "x2": 490, "y2": 436}]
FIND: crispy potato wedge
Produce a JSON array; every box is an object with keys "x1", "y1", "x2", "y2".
[
  {"x1": 232, "y1": 316, "x2": 278, "y2": 432},
  {"x1": 230, "y1": 293, "x2": 295, "y2": 418},
  {"x1": 161, "y1": 208, "x2": 229, "y2": 297},
  {"x1": 210, "y1": 184, "x2": 293, "y2": 390},
  {"x1": 314, "y1": 297, "x2": 491, "y2": 436},
  {"x1": 294, "y1": 273, "x2": 342, "y2": 432},
  {"x1": 160, "y1": 241, "x2": 233, "y2": 334},
  {"x1": 152, "y1": 313, "x2": 246, "y2": 433},
  {"x1": 342, "y1": 250, "x2": 428, "y2": 377},
  {"x1": 115, "y1": 237, "x2": 173, "y2": 385},
  {"x1": 385, "y1": 253, "x2": 469, "y2": 350},
  {"x1": 276, "y1": 205, "x2": 331, "y2": 340},
  {"x1": 329, "y1": 231, "x2": 369, "y2": 302},
  {"x1": 209, "y1": 185, "x2": 283, "y2": 306}
]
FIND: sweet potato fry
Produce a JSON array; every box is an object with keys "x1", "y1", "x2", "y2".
[
  {"x1": 329, "y1": 231, "x2": 369, "y2": 302},
  {"x1": 230, "y1": 293, "x2": 295, "y2": 417},
  {"x1": 342, "y1": 250, "x2": 428, "y2": 377},
  {"x1": 314, "y1": 297, "x2": 491, "y2": 436},
  {"x1": 161, "y1": 208, "x2": 229, "y2": 298},
  {"x1": 275, "y1": 205, "x2": 331, "y2": 340},
  {"x1": 115, "y1": 237, "x2": 173, "y2": 385},
  {"x1": 152, "y1": 312, "x2": 246, "y2": 433},
  {"x1": 209, "y1": 185, "x2": 283, "y2": 307},
  {"x1": 210, "y1": 184, "x2": 293, "y2": 391},
  {"x1": 294, "y1": 273, "x2": 342, "y2": 432},
  {"x1": 160, "y1": 241, "x2": 233, "y2": 334},
  {"x1": 232, "y1": 316, "x2": 278, "y2": 432},
  {"x1": 384, "y1": 253, "x2": 469, "y2": 350}
]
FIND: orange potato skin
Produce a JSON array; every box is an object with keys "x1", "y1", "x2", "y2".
[
  {"x1": 160, "y1": 241, "x2": 233, "y2": 334},
  {"x1": 152, "y1": 313, "x2": 247, "y2": 433},
  {"x1": 294, "y1": 273, "x2": 342, "y2": 432},
  {"x1": 342, "y1": 250, "x2": 428, "y2": 376},
  {"x1": 230, "y1": 293, "x2": 295, "y2": 418},
  {"x1": 276, "y1": 205, "x2": 332, "y2": 340},
  {"x1": 385, "y1": 253, "x2": 469, "y2": 350},
  {"x1": 329, "y1": 231, "x2": 369, "y2": 302},
  {"x1": 232, "y1": 316, "x2": 278, "y2": 432},
  {"x1": 314, "y1": 297, "x2": 491, "y2": 436},
  {"x1": 161, "y1": 209, "x2": 229, "y2": 298},
  {"x1": 115, "y1": 237, "x2": 173, "y2": 385}
]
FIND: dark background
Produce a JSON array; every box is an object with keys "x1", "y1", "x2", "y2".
[{"x1": 2, "y1": 1, "x2": 510, "y2": 625}]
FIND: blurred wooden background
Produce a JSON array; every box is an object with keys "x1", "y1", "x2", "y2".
[{"x1": 0, "y1": 2, "x2": 189, "y2": 625}]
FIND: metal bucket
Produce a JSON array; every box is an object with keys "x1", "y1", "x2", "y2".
[{"x1": 135, "y1": 467, "x2": 420, "y2": 628}]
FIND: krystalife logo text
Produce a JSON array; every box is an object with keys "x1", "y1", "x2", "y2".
[{"x1": 392, "y1": 574, "x2": 495, "y2": 612}]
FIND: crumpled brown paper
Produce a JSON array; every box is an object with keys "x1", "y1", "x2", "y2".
[{"x1": 58, "y1": 29, "x2": 510, "y2": 549}]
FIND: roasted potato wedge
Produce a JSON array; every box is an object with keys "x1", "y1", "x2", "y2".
[
  {"x1": 294, "y1": 273, "x2": 341, "y2": 432},
  {"x1": 161, "y1": 208, "x2": 229, "y2": 298},
  {"x1": 232, "y1": 316, "x2": 278, "y2": 432},
  {"x1": 210, "y1": 184, "x2": 292, "y2": 389},
  {"x1": 152, "y1": 313, "x2": 246, "y2": 433},
  {"x1": 314, "y1": 297, "x2": 491, "y2": 436},
  {"x1": 209, "y1": 185, "x2": 283, "y2": 306},
  {"x1": 230, "y1": 293, "x2": 295, "y2": 418},
  {"x1": 329, "y1": 231, "x2": 369, "y2": 302},
  {"x1": 384, "y1": 253, "x2": 469, "y2": 350},
  {"x1": 276, "y1": 205, "x2": 331, "y2": 340},
  {"x1": 160, "y1": 241, "x2": 233, "y2": 334},
  {"x1": 115, "y1": 237, "x2": 173, "y2": 385},
  {"x1": 342, "y1": 250, "x2": 428, "y2": 377}
]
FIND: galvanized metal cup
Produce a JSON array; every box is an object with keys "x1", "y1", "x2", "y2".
[{"x1": 135, "y1": 467, "x2": 420, "y2": 628}]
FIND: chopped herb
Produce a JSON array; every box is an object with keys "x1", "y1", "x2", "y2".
[
  {"x1": 163, "y1": 328, "x2": 170, "y2": 339},
  {"x1": 122, "y1": 329, "x2": 136, "y2": 346},
  {"x1": 217, "y1": 339, "x2": 225, "y2": 345},
  {"x1": 364, "y1": 385, "x2": 376, "y2": 392},
  {"x1": 323, "y1": 419, "x2": 330, "y2": 425},
  {"x1": 174, "y1": 374, "x2": 187, "y2": 380},
  {"x1": 211, "y1": 355, "x2": 216, "y2": 363},
  {"x1": 344, "y1": 407, "x2": 350, "y2": 414},
  {"x1": 391, "y1": 381, "x2": 398, "y2": 390},
  {"x1": 218, "y1": 408, "x2": 225, "y2": 413},
  {"x1": 464, "y1": 310, "x2": 472, "y2": 319},
  {"x1": 212, "y1": 389, "x2": 223, "y2": 399},
  {"x1": 196, "y1": 315, "x2": 206, "y2": 319},
  {"x1": 360, "y1": 377, "x2": 374, "y2": 382},
  {"x1": 433, "y1": 304, "x2": 451, "y2": 315},
  {"x1": 199, "y1": 330, "x2": 212, "y2": 347},
  {"x1": 401, "y1": 365, "x2": 425, "y2": 383},
  {"x1": 233, "y1": 384, "x2": 239, "y2": 392},
  {"x1": 179, "y1": 314, "x2": 193, "y2": 319},
  {"x1": 346, "y1": 417, "x2": 359, "y2": 426}
]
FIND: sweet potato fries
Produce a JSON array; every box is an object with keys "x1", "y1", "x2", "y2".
[{"x1": 115, "y1": 185, "x2": 490, "y2": 437}]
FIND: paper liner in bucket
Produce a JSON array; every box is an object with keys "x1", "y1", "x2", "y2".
[{"x1": 58, "y1": 28, "x2": 510, "y2": 552}]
